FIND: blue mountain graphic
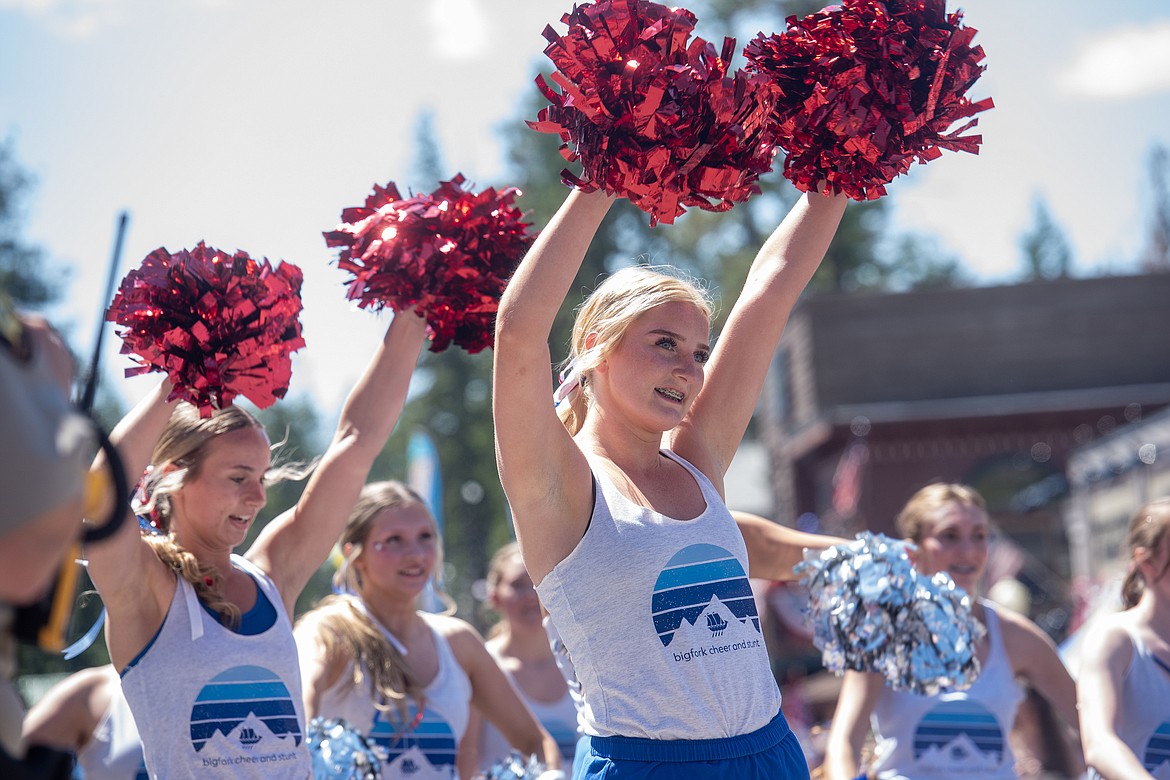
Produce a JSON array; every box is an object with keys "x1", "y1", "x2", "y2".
[
  {"x1": 369, "y1": 704, "x2": 457, "y2": 767},
  {"x1": 1144, "y1": 720, "x2": 1170, "y2": 772},
  {"x1": 189, "y1": 665, "x2": 301, "y2": 751},
  {"x1": 651, "y1": 544, "x2": 759, "y2": 647},
  {"x1": 913, "y1": 699, "x2": 1005, "y2": 761}
]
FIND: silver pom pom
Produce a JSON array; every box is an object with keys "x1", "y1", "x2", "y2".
[
  {"x1": 475, "y1": 751, "x2": 561, "y2": 780},
  {"x1": 796, "y1": 531, "x2": 985, "y2": 695},
  {"x1": 307, "y1": 716, "x2": 381, "y2": 780}
]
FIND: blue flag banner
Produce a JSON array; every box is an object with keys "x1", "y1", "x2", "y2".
[{"x1": 407, "y1": 430, "x2": 445, "y2": 612}]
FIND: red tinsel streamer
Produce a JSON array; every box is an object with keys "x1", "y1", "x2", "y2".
[
  {"x1": 528, "y1": 0, "x2": 782, "y2": 226},
  {"x1": 323, "y1": 174, "x2": 534, "y2": 354},
  {"x1": 107, "y1": 243, "x2": 306, "y2": 417},
  {"x1": 744, "y1": 0, "x2": 994, "y2": 200}
]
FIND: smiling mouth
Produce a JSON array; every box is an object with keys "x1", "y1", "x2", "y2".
[{"x1": 656, "y1": 387, "x2": 684, "y2": 402}]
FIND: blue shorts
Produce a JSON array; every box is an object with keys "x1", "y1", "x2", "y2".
[{"x1": 575, "y1": 712, "x2": 809, "y2": 779}]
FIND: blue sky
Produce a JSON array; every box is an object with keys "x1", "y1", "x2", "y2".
[{"x1": 2, "y1": 0, "x2": 1169, "y2": 417}]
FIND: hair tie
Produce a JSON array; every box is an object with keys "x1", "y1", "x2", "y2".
[
  {"x1": 204, "y1": 576, "x2": 215, "y2": 588},
  {"x1": 552, "y1": 359, "x2": 581, "y2": 408}
]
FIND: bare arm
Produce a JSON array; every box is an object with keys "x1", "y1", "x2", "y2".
[
  {"x1": 999, "y1": 608, "x2": 1080, "y2": 730},
  {"x1": 457, "y1": 705, "x2": 486, "y2": 780},
  {"x1": 822, "y1": 670, "x2": 883, "y2": 780},
  {"x1": 1077, "y1": 619, "x2": 1155, "y2": 779},
  {"x1": 84, "y1": 380, "x2": 181, "y2": 669},
  {"x1": 671, "y1": 192, "x2": 846, "y2": 484},
  {"x1": 733, "y1": 510, "x2": 846, "y2": 581},
  {"x1": 22, "y1": 667, "x2": 114, "y2": 752},
  {"x1": 492, "y1": 188, "x2": 614, "y2": 583},
  {"x1": 248, "y1": 312, "x2": 427, "y2": 611},
  {"x1": 448, "y1": 624, "x2": 561, "y2": 771},
  {"x1": 293, "y1": 613, "x2": 350, "y2": 720}
]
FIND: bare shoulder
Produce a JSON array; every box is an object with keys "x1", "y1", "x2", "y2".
[
  {"x1": 992, "y1": 603, "x2": 1051, "y2": 643},
  {"x1": 426, "y1": 613, "x2": 482, "y2": 643},
  {"x1": 991, "y1": 604, "x2": 1062, "y2": 662},
  {"x1": 426, "y1": 614, "x2": 493, "y2": 674},
  {"x1": 293, "y1": 597, "x2": 352, "y2": 641},
  {"x1": 1078, "y1": 611, "x2": 1136, "y2": 668}
]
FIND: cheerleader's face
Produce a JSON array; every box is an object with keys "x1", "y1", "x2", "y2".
[
  {"x1": 354, "y1": 503, "x2": 438, "y2": 601},
  {"x1": 917, "y1": 502, "x2": 990, "y2": 595},
  {"x1": 490, "y1": 554, "x2": 543, "y2": 631},
  {"x1": 590, "y1": 301, "x2": 710, "y2": 435},
  {"x1": 171, "y1": 426, "x2": 270, "y2": 552}
]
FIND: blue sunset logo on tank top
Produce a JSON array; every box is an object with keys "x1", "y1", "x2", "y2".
[
  {"x1": 651, "y1": 544, "x2": 760, "y2": 647},
  {"x1": 189, "y1": 665, "x2": 302, "y2": 753},
  {"x1": 912, "y1": 699, "x2": 1005, "y2": 769},
  {"x1": 369, "y1": 703, "x2": 457, "y2": 777},
  {"x1": 1144, "y1": 720, "x2": 1170, "y2": 775}
]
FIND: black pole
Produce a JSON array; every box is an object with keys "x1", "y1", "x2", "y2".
[{"x1": 79, "y1": 210, "x2": 129, "y2": 411}]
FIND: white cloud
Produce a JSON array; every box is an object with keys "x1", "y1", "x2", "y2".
[
  {"x1": 426, "y1": 0, "x2": 489, "y2": 61},
  {"x1": 1057, "y1": 21, "x2": 1170, "y2": 100},
  {"x1": 0, "y1": 0, "x2": 130, "y2": 37}
]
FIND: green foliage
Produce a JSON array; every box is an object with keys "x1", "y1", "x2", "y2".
[
  {"x1": 1141, "y1": 143, "x2": 1170, "y2": 272},
  {"x1": 379, "y1": 348, "x2": 512, "y2": 627},
  {"x1": 0, "y1": 139, "x2": 62, "y2": 308},
  {"x1": 1019, "y1": 196, "x2": 1073, "y2": 281}
]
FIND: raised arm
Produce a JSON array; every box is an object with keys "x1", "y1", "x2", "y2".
[
  {"x1": 1077, "y1": 620, "x2": 1155, "y2": 779},
  {"x1": 492, "y1": 188, "x2": 613, "y2": 583},
  {"x1": 248, "y1": 312, "x2": 427, "y2": 609},
  {"x1": 732, "y1": 510, "x2": 845, "y2": 581},
  {"x1": 85, "y1": 380, "x2": 182, "y2": 665},
  {"x1": 672, "y1": 192, "x2": 846, "y2": 482}
]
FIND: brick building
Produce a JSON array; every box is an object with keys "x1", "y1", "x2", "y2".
[{"x1": 758, "y1": 271, "x2": 1170, "y2": 633}]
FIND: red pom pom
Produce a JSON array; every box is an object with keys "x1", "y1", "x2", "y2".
[
  {"x1": 107, "y1": 243, "x2": 306, "y2": 416},
  {"x1": 324, "y1": 175, "x2": 534, "y2": 354},
  {"x1": 744, "y1": 0, "x2": 994, "y2": 200},
  {"x1": 529, "y1": 0, "x2": 781, "y2": 226}
]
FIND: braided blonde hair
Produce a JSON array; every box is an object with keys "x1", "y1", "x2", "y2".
[{"x1": 136, "y1": 403, "x2": 307, "y2": 626}]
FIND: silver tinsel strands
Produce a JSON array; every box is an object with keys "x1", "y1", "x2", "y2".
[
  {"x1": 475, "y1": 751, "x2": 558, "y2": 780},
  {"x1": 307, "y1": 717, "x2": 381, "y2": 779},
  {"x1": 796, "y1": 531, "x2": 985, "y2": 695}
]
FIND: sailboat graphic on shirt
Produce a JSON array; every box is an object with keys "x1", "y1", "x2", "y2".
[
  {"x1": 188, "y1": 665, "x2": 302, "y2": 753},
  {"x1": 368, "y1": 703, "x2": 458, "y2": 779},
  {"x1": 650, "y1": 544, "x2": 760, "y2": 647}
]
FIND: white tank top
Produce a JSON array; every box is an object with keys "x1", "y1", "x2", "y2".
[
  {"x1": 869, "y1": 602, "x2": 1024, "y2": 780},
  {"x1": 316, "y1": 610, "x2": 472, "y2": 780},
  {"x1": 535, "y1": 450, "x2": 781, "y2": 740},
  {"x1": 476, "y1": 646, "x2": 580, "y2": 771},
  {"x1": 1087, "y1": 624, "x2": 1170, "y2": 779},
  {"x1": 119, "y1": 555, "x2": 311, "y2": 779},
  {"x1": 76, "y1": 678, "x2": 148, "y2": 780}
]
